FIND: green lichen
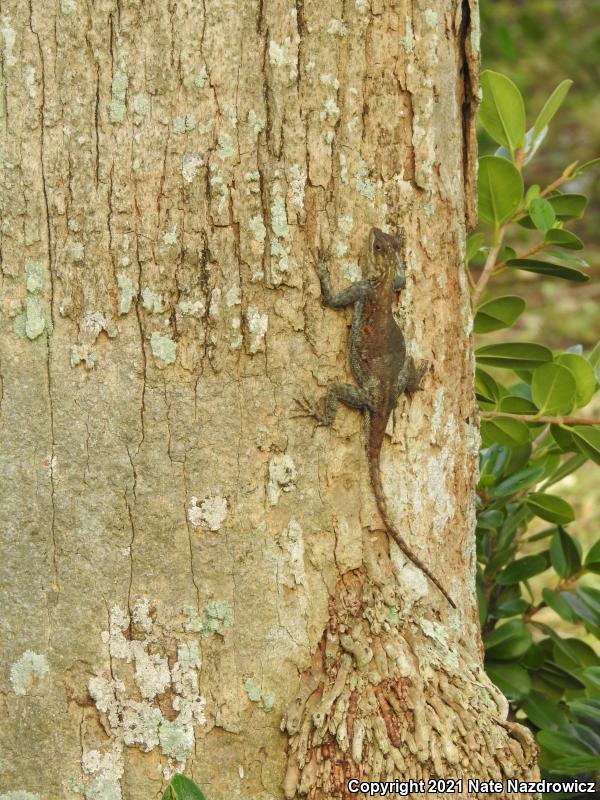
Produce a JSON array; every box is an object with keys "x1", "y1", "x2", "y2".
[
  {"x1": 150, "y1": 332, "x2": 176, "y2": 364},
  {"x1": 70, "y1": 346, "x2": 82, "y2": 367},
  {"x1": 25, "y1": 261, "x2": 45, "y2": 293},
  {"x1": 355, "y1": 159, "x2": 376, "y2": 201},
  {"x1": 217, "y1": 133, "x2": 235, "y2": 160},
  {"x1": 249, "y1": 215, "x2": 266, "y2": 243},
  {"x1": 173, "y1": 114, "x2": 197, "y2": 134},
  {"x1": 25, "y1": 296, "x2": 47, "y2": 340},
  {"x1": 158, "y1": 718, "x2": 194, "y2": 761},
  {"x1": 132, "y1": 93, "x2": 150, "y2": 116},
  {"x1": 247, "y1": 110, "x2": 265, "y2": 134},
  {"x1": 185, "y1": 601, "x2": 234, "y2": 637},
  {"x1": 141, "y1": 288, "x2": 166, "y2": 313},
  {"x1": 10, "y1": 651, "x2": 49, "y2": 695},
  {"x1": 177, "y1": 641, "x2": 201, "y2": 670},
  {"x1": 163, "y1": 228, "x2": 178, "y2": 246},
  {"x1": 244, "y1": 679, "x2": 262, "y2": 703},
  {"x1": 61, "y1": 0, "x2": 76, "y2": 15},
  {"x1": 270, "y1": 194, "x2": 288, "y2": 238},
  {"x1": 84, "y1": 778, "x2": 121, "y2": 800},
  {"x1": 194, "y1": 65, "x2": 208, "y2": 89},
  {"x1": 117, "y1": 273, "x2": 135, "y2": 315},
  {"x1": 109, "y1": 71, "x2": 128, "y2": 123},
  {"x1": 0, "y1": 793, "x2": 42, "y2": 800},
  {"x1": 387, "y1": 606, "x2": 400, "y2": 625},
  {"x1": 177, "y1": 300, "x2": 204, "y2": 317},
  {"x1": 13, "y1": 314, "x2": 27, "y2": 338},
  {"x1": 244, "y1": 679, "x2": 274, "y2": 711}
]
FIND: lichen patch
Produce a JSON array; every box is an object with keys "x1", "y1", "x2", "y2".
[
  {"x1": 86, "y1": 603, "x2": 206, "y2": 788},
  {"x1": 267, "y1": 454, "x2": 297, "y2": 505},
  {"x1": 187, "y1": 494, "x2": 228, "y2": 531},
  {"x1": 10, "y1": 651, "x2": 49, "y2": 695}
]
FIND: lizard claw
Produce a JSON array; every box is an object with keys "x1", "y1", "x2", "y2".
[
  {"x1": 292, "y1": 393, "x2": 327, "y2": 425},
  {"x1": 405, "y1": 358, "x2": 429, "y2": 394}
]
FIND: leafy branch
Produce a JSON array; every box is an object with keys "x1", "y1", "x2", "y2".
[{"x1": 471, "y1": 70, "x2": 600, "y2": 781}]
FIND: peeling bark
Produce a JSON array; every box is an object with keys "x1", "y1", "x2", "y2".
[{"x1": 0, "y1": 0, "x2": 538, "y2": 798}]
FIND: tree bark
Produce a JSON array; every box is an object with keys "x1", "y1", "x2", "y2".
[{"x1": 0, "y1": 0, "x2": 539, "y2": 798}]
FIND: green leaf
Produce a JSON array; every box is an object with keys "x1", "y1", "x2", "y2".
[
  {"x1": 476, "y1": 342, "x2": 552, "y2": 370},
  {"x1": 544, "y1": 229, "x2": 584, "y2": 250},
  {"x1": 499, "y1": 395, "x2": 539, "y2": 415},
  {"x1": 466, "y1": 233, "x2": 485, "y2": 263},
  {"x1": 569, "y1": 697, "x2": 600, "y2": 736},
  {"x1": 505, "y1": 442, "x2": 533, "y2": 473},
  {"x1": 475, "y1": 368, "x2": 501, "y2": 405},
  {"x1": 561, "y1": 592, "x2": 600, "y2": 630},
  {"x1": 547, "y1": 249, "x2": 590, "y2": 268},
  {"x1": 480, "y1": 416, "x2": 530, "y2": 447},
  {"x1": 574, "y1": 156, "x2": 600, "y2": 176},
  {"x1": 477, "y1": 509, "x2": 504, "y2": 530},
  {"x1": 572, "y1": 721, "x2": 600, "y2": 755},
  {"x1": 551, "y1": 634, "x2": 600, "y2": 669},
  {"x1": 550, "y1": 424, "x2": 577, "y2": 452},
  {"x1": 543, "y1": 589, "x2": 579, "y2": 623},
  {"x1": 523, "y1": 126, "x2": 548, "y2": 164},
  {"x1": 585, "y1": 539, "x2": 600, "y2": 573},
  {"x1": 497, "y1": 554, "x2": 547, "y2": 585},
  {"x1": 589, "y1": 341, "x2": 600, "y2": 369},
  {"x1": 547, "y1": 193, "x2": 588, "y2": 220},
  {"x1": 528, "y1": 197, "x2": 556, "y2": 232},
  {"x1": 484, "y1": 620, "x2": 532, "y2": 660},
  {"x1": 474, "y1": 296, "x2": 526, "y2": 334},
  {"x1": 550, "y1": 528, "x2": 581, "y2": 576},
  {"x1": 478, "y1": 156, "x2": 524, "y2": 226},
  {"x1": 488, "y1": 463, "x2": 545, "y2": 497},
  {"x1": 507, "y1": 258, "x2": 589, "y2": 282},
  {"x1": 555, "y1": 353, "x2": 596, "y2": 409},
  {"x1": 519, "y1": 193, "x2": 588, "y2": 227},
  {"x1": 582, "y1": 666, "x2": 600, "y2": 691},
  {"x1": 550, "y1": 755, "x2": 600, "y2": 774},
  {"x1": 545, "y1": 453, "x2": 587, "y2": 486},
  {"x1": 571, "y1": 426, "x2": 600, "y2": 466},
  {"x1": 528, "y1": 494, "x2": 576, "y2": 526},
  {"x1": 479, "y1": 71, "x2": 526, "y2": 153},
  {"x1": 494, "y1": 597, "x2": 530, "y2": 618},
  {"x1": 569, "y1": 698, "x2": 600, "y2": 725},
  {"x1": 537, "y1": 729, "x2": 594, "y2": 757},
  {"x1": 521, "y1": 691, "x2": 569, "y2": 730},
  {"x1": 531, "y1": 80, "x2": 573, "y2": 146},
  {"x1": 486, "y1": 660, "x2": 531, "y2": 702},
  {"x1": 531, "y1": 363, "x2": 576, "y2": 415},
  {"x1": 480, "y1": 444, "x2": 512, "y2": 481},
  {"x1": 162, "y1": 775, "x2": 207, "y2": 800},
  {"x1": 577, "y1": 586, "x2": 600, "y2": 617}
]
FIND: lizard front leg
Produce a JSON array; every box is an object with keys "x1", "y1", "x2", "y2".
[
  {"x1": 296, "y1": 383, "x2": 371, "y2": 426},
  {"x1": 315, "y1": 257, "x2": 373, "y2": 308},
  {"x1": 395, "y1": 357, "x2": 428, "y2": 400}
]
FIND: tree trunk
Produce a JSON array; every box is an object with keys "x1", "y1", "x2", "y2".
[{"x1": 0, "y1": 0, "x2": 539, "y2": 798}]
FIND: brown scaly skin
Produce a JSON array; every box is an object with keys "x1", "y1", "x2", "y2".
[{"x1": 304, "y1": 227, "x2": 456, "y2": 608}]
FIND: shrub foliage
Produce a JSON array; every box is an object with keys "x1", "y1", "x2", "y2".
[{"x1": 472, "y1": 70, "x2": 600, "y2": 784}]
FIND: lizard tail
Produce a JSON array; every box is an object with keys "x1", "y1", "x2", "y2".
[{"x1": 367, "y1": 447, "x2": 456, "y2": 609}]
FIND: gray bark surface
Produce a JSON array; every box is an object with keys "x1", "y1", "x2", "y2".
[{"x1": 0, "y1": 0, "x2": 538, "y2": 797}]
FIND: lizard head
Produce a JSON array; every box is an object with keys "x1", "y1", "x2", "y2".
[{"x1": 367, "y1": 227, "x2": 406, "y2": 288}]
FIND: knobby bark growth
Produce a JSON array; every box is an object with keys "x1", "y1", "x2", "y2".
[{"x1": 0, "y1": 0, "x2": 539, "y2": 798}]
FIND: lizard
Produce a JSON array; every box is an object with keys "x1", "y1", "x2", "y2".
[{"x1": 300, "y1": 226, "x2": 456, "y2": 608}]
